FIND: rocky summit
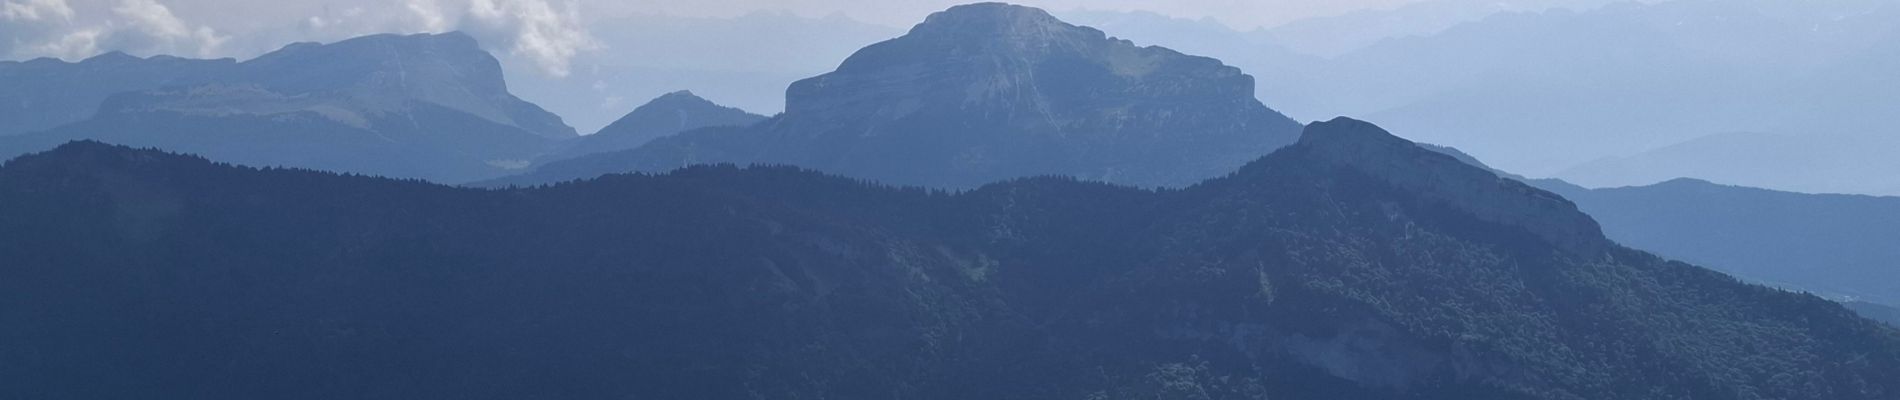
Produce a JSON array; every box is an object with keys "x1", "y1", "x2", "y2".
[
  {"x1": 491, "y1": 3, "x2": 1303, "y2": 188},
  {"x1": 238, "y1": 32, "x2": 575, "y2": 140}
]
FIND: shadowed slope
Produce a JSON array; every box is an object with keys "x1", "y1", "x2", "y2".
[{"x1": 4, "y1": 118, "x2": 1895, "y2": 399}]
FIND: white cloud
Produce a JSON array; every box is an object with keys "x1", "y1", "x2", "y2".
[
  {"x1": 1, "y1": 0, "x2": 78, "y2": 57},
  {"x1": 107, "y1": 0, "x2": 227, "y2": 57},
  {"x1": 1, "y1": 0, "x2": 76, "y2": 21},
  {"x1": 403, "y1": 0, "x2": 450, "y2": 32},
  {"x1": 457, "y1": 0, "x2": 599, "y2": 77},
  {"x1": 3, "y1": 0, "x2": 599, "y2": 78},
  {"x1": 275, "y1": 0, "x2": 603, "y2": 77},
  {"x1": 30, "y1": 28, "x2": 103, "y2": 59},
  {"x1": 1, "y1": 0, "x2": 226, "y2": 60}
]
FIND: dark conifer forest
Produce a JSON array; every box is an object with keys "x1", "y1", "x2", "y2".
[{"x1": 4, "y1": 119, "x2": 1895, "y2": 399}]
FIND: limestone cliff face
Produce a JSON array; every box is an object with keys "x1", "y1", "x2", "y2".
[
  {"x1": 240, "y1": 32, "x2": 575, "y2": 140},
  {"x1": 785, "y1": 2, "x2": 1262, "y2": 124},
  {"x1": 772, "y1": 3, "x2": 1297, "y2": 187},
  {"x1": 502, "y1": 2, "x2": 1303, "y2": 189}
]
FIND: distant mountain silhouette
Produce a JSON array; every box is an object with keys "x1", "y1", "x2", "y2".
[
  {"x1": 507, "y1": 10, "x2": 902, "y2": 132},
  {"x1": 1531, "y1": 177, "x2": 1900, "y2": 308},
  {"x1": 1419, "y1": 143, "x2": 1900, "y2": 319},
  {"x1": 490, "y1": 3, "x2": 1303, "y2": 188},
  {"x1": 546, "y1": 91, "x2": 766, "y2": 161},
  {"x1": 6, "y1": 118, "x2": 1897, "y2": 399},
  {"x1": 0, "y1": 52, "x2": 235, "y2": 136},
  {"x1": 0, "y1": 32, "x2": 574, "y2": 182},
  {"x1": 1253, "y1": 0, "x2": 1629, "y2": 57},
  {"x1": 1849, "y1": 302, "x2": 1900, "y2": 327},
  {"x1": 1556, "y1": 132, "x2": 1900, "y2": 196},
  {"x1": 1070, "y1": 0, "x2": 1900, "y2": 186},
  {"x1": 237, "y1": 32, "x2": 575, "y2": 140}
]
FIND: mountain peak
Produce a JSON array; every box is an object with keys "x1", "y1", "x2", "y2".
[
  {"x1": 594, "y1": 91, "x2": 763, "y2": 137},
  {"x1": 647, "y1": 90, "x2": 715, "y2": 107},
  {"x1": 1653, "y1": 177, "x2": 1719, "y2": 187},
  {"x1": 543, "y1": 91, "x2": 767, "y2": 160},
  {"x1": 41, "y1": 139, "x2": 124, "y2": 155},
  {"x1": 1297, "y1": 117, "x2": 1411, "y2": 150},
  {"x1": 885, "y1": 2, "x2": 1122, "y2": 61},
  {"x1": 1283, "y1": 117, "x2": 1611, "y2": 255},
  {"x1": 911, "y1": 3, "x2": 1072, "y2": 36},
  {"x1": 260, "y1": 32, "x2": 481, "y2": 63},
  {"x1": 501, "y1": 2, "x2": 1302, "y2": 189},
  {"x1": 325, "y1": 31, "x2": 478, "y2": 50},
  {"x1": 238, "y1": 31, "x2": 576, "y2": 139},
  {"x1": 1, "y1": 140, "x2": 194, "y2": 177},
  {"x1": 81, "y1": 51, "x2": 142, "y2": 64}
]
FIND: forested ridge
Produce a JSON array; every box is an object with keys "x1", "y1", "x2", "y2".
[{"x1": 2, "y1": 119, "x2": 1896, "y2": 399}]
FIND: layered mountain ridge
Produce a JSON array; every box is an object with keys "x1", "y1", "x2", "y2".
[
  {"x1": 549, "y1": 91, "x2": 767, "y2": 160},
  {"x1": 491, "y1": 3, "x2": 1304, "y2": 188},
  {"x1": 1418, "y1": 142, "x2": 1900, "y2": 315},
  {"x1": 5, "y1": 118, "x2": 1894, "y2": 399},
  {"x1": 0, "y1": 52, "x2": 236, "y2": 136},
  {"x1": 1531, "y1": 176, "x2": 1900, "y2": 307},
  {"x1": 0, "y1": 32, "x2": 574, "y2": 182},
  {"x1": 2, "y1": 3, "x2": 1896, "y2": 398},
  {"x1": 237, "y1": 32, "x2": 574, "y2": 140},
  {"x1": 0, "y1": 32, "x2": 571, "y2": 140},
  {"x1": 1293, "y1": 118, "x2": 1608, "y2": 255}
]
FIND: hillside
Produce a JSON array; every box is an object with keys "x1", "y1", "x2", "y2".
[{"x1": 3, "y1": 118, "x2": 1895, "y2": 399}]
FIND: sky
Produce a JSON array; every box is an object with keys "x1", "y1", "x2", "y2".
[{"x1": 0, "y1": 0, "x2": 1433, "y2": 77}]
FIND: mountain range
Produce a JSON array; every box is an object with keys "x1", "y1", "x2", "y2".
[
  {"x1": 1533, "y1": 178, "x2": 1900, "y2": 307},
  {"x1": 489, "y1": 3, "x2": 1304, "y2": 189},
  {"x1": 2, "y1": 2, "x2": 1897, "y2": 397},
  {"x1": 4, "y1": 1, "x2": 1889, "y2": 318},
  {"x1": 461, "y1": 0, "x2": 1900, "y2": 195},
  {"x1": 495, "y1": 3, "x2": 1900, "y2": 321},
  {"x1": 1057, "y1": 0, "x2": 1900, "y2": 195},
  {"x1": 1421, "y1": 144, "x2": 1900, "y2": 314},
  {"x1": 4, "y1": 118, "x2": 1895, "y2": 399},
  {"x1": 545, "y1": 91, "x2": 767, "y2": 161},
  {"x1": 503, "y1": 10, "x2": 902, "y2": 133},
  {"x1": 0, "y1": 32, "x2": 575, "y2": 183},
  {"x1": 0, "y1": 52, "x2": 234, "y2": 137},
  {"x1": 1321, "y1": 0, "x2": 1900, "y2": 178},
  {"x1": 1851, "y1": 302, "x2": 1900, "y2": 327},
  {"x1": 1555, "y1": 132, "x2": 1900, "y2": 196}
]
